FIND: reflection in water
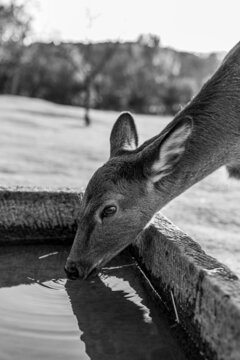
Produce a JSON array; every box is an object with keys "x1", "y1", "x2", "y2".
[{"x1": 0, "y1": 245, "x2": 187, "y2": 360}]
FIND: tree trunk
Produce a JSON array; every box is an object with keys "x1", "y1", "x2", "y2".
[{"x1": 84, "y1": 85, "x2": 91, "y2": 126}]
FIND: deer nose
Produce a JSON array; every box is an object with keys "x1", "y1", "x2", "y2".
[
  {"x1": 64, "y1": 265, "x2": 79, "y2": 280},
  {"x1": 64, "y1": 260, "x2": 83, "y2": 280}
]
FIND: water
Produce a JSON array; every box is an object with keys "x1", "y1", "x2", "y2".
[{"x1": 0, "y1": 244, "x2": 188, "y2": 360}]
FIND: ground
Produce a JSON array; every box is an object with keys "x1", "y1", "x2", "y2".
[{"x1": 0, "y1": 95, "x2": 240, "y2": 276}]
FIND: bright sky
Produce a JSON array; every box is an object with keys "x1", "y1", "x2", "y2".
[{"x1": 27, "y1": 0, "x2": 240, "y2": 53}]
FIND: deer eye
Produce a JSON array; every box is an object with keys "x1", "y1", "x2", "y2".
[{"x1": 101, "y1": 205, "x2": 117, "y2": 219}]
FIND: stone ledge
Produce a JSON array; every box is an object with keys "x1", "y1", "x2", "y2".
[
  {"x1": 0, "y1": 187, "x2": 81, "y2": 243},
  {"x1": 132, "y1": 213, "x2": 240, "y2": 360},
  {"x1": 0, "y1": 187, "x2": 239, "y2": 360}
]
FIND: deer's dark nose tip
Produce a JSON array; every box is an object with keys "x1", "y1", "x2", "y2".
[{"x1": 64, "y1": 264, "x2": 79, "y2": 280}]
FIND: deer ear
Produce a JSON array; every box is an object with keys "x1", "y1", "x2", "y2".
[
  {"x1": 110, "y1": 112, "x2": 138, "y2": 157},
  {"x1": 143, "y1": 117, "x2": 193, "y2": 183}
]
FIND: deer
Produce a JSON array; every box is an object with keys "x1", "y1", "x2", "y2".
[{"x1": 65, "y1": 41, "x2": 240, "y2": 280}]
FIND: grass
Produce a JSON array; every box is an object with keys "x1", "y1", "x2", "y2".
[{"x1": 0, "y1": 95, "x2": 240, "y2": 276}]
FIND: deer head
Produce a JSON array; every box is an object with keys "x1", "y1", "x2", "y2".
[
  {"x1": 65, "y1": 112, "x2": 193, "y2": 279},
  {"x1": 64, "y1": 41, "x2": 240, "y2": 279}
]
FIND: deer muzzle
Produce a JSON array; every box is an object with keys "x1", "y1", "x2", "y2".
[{"x1": 64, "y1": 259, "x2": 84, "y2": 280}]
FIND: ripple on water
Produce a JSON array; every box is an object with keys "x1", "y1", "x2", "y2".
[
  {"x1": 0, "y1": 245, "x2": 187, "y2": 360},
  {"x1": 0, "y1": 279, "x2": 87, "y2": 360}
]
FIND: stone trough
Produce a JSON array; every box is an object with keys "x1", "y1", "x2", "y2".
[{"x1": 0, "y1": 187, "x2": 239, "y2": 360}]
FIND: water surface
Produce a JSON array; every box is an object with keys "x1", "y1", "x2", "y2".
[{"x1": 0, "y1": 244, "x2": 188, "y2": 360}]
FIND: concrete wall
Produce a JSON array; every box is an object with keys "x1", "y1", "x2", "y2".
[
  {"x1": 0, "y1": 187, "x2": 239, "y2": 360},
  {"x1": 133, "y1": 213, "x2": 240, "y2": 360},
  {"x1": 0, "y1": 187, "x2": 80, "y2": 243}
]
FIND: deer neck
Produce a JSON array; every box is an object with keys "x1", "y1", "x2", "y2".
[{"x1": 152, "y1": 51, "x2": 240, "y2": 209}]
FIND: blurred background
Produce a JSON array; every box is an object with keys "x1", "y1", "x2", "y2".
[
  {"x1": 0, "y1": 0, "x2": 240, "y2": 274},
  {"x1": 0, "y1": 0, "x2": 227, "y2": 118}
]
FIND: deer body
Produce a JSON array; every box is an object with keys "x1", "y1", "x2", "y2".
[{"x1": 65, "y1": 42, "x2": 240, "y2": 280}]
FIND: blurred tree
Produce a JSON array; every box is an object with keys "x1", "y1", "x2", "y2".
[
  {"x1": 18, "y1": 43, "x2": 85, "y2": 104},
  {"x1": 0, "y1": 0, "x2": 31, "y2": 94},
  {"x1": 0, "y1": 14, "x2": 220, "y2": 118},
  {"x1": 80, "y1": 42, "x2": 118, "y2": 126},
  {"x1": 0, "y1": 1, "x2": 30, "y2": 43},
  {"x1": 137, "y1": 33, "x2": 161, "y2": 48},
  {"x1": 160, "y1": 78, "x2": 195, "y2": 114},
  {"x1": 73, "y1": 6, "x2": 119, "y2": 126}
]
